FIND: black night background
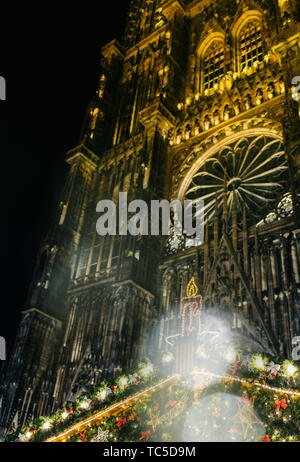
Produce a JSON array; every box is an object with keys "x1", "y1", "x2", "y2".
[
  {"x1": 0, "y1": 2, "x2": 130, "y2": 359},
  {"x1": 0, "y1": 0, "x2": 300, "y2": 447}
]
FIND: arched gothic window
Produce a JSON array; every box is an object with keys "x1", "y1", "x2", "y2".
[
  {"x1": 203, "y1": 41, "x2": 224, "y2": 92},
  {"x1": 239, "y1": 20, "x2": 263, "y2": 72}
]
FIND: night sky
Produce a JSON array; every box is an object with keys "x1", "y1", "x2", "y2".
[{"x1": 0, "y1": 2, "x2": 130, "y2": 356}]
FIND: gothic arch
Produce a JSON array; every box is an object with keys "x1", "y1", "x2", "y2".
[
  {"x1": 196, "y1": 31, "x2": 225, "y2": 94},
  {"x1": 231, "y1": 9, "x2": 263, "y2": 39},
  {"x1": 176, "y1": 123, "x2": 284, "y2": 203},
  {"x1": 196, "y1": 32, "x2": 225, "y2": 59},
  {"x1": 231, "y1": 9, "x2": 263, "y2": 74}
]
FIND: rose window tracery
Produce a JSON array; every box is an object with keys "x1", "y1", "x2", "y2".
[{"x1": 185, "y1": 135, "x2": 288, "y2": 229}]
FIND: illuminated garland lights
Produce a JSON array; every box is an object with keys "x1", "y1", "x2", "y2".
[
  {"x1": 191, "y1": 370, "x2": 300, "y2": 397},
  {"x1": 46, "y1": 375, "x2": 180, "y2": 442},
  {"x1": 47, "y1": 368, "x2": 300, "y2": 443},
  {"x1": 4, "y1": 352, "x2": 300, "y2": 443},
  {"x1": 4, "y1": 360, "x2": 159, "y2": 443}
]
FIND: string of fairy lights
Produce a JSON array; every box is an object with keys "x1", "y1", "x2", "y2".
[
  {"x1": 44, "y1": 367, "x2": 300, "y2": 442},
  {"x1": 41, "y1": 363, "x2": 299, "y2": 442},
  {"x1": 191, "y1": 370, "x2": 300, "y2": 397},
  {"x1": 45, "y1": 375, "x2": 180, "y2": 442},
  {"x1": 9, "y1": 348, "x2": 299, "y2": 443}
]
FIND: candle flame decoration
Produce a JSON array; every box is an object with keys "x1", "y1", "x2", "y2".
[
  {"x1": 186, "y1": 277, "x2": 198, "y2": 297},
  {"x1": 180, "y1": 277, "x2": 203, "y2": 337}
]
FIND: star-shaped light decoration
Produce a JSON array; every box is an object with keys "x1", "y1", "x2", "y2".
[
  {"x1": 231, "y1": 401, "x2": 264, "y2": 441},
  {"x1": 91, "y1": 427, "x2": 110, "y2": 443}
]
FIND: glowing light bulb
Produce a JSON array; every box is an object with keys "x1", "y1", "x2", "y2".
[
  {"x1": 61, "y1": 412, "x2": 69, "y2": 420},
  {"x1": 254, "y1": 356, "x2": 265, "y2": 369},
  {"x1": 119, "y1": 377, "x2": 128, "y2": 387},
  {"x1": 162, "y1": 352, "x2": 174, "y2": 363},
  {"x1": 286, "y1": 364, "x2": 297, "y2": 376},
  {"x1": 42, "y1": 421, "x2": 51, "y2": 430},
  {"x1": 225, "y1": 350, "x2": 235, "y2": 362},
  {"x1": 25, "y1": 432, "x2": 32, "y2": 439},
  {"x1": 141, "y1": 364, "x2": 154, "y2": 376},
  {"x1": 99, "y1": 390, "x2": 107, "y2": 400},
  {"x1": 80, "y1": 401, "x2": 89, "y2": 409}
]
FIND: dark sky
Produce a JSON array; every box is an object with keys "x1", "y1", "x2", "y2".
[{"x1": 0, "y1": 1, "x2": 131, "y2": 355}]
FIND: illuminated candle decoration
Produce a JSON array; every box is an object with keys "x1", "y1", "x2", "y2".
[{"x1": 180, "y1": 277, "x2": 203, "y2": 337}]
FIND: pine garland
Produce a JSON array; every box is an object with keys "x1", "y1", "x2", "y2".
[{"x1": 3, "y1": 352, "x2": 300, "y2": 443}]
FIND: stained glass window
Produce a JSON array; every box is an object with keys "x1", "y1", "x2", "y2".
[
  {"x1": 203, "y1": 41, "x2": 224, "y2": 92},
  {"x1": 240, "y1": 21, "x2": 263, "y2": 71}
]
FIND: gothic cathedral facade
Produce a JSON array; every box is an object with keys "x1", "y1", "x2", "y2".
[{"x1": 1, "y1": 0, "x2": 300, "y2": 436}]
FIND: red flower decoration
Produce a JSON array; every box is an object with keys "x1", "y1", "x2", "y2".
[
  {"x1": 129, "y1": 411, "x2": 140, "y2": 421},
  {"x1": 69, "y1": 407, "x2": 74, "y2": 414},
  {"x1": 165, "y1": 400, "x2": 177, "y2": 408},
  {"x1": 116, "y1": 417, "x2": 127, "y2": 428},
  {"x1": 238, "y1": 396, "x2": 250, "y2": 405},
  {"x1": 231, "y1": 360, "x2": 240, "y2": 375},
  {"x1": 259, "y1": 434, "x2": 271, "y2": 442},
  {"x1": 139, "y1": 430, "x2": 151, "y2": 441},
  {"x1": 79, "y1": 433, "x2": 87, "y2": 442},
  {"x1": 154, "y1": 404, "x2": 160, "y2": 411},
  {"x1": 110, "y1": 385, "x2": 118, "y2": 393},
  {"x1": 275, "y1": 398, "x2": 288, "y2": 413}
]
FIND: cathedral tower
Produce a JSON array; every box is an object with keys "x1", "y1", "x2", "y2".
[{"x1": 1, "y1": 0, "x2": 300, "y2": 436}]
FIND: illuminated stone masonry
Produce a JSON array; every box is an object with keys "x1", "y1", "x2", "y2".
[{"x1": 0, "y1": 0, "x2": 300, "y2": 439}]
